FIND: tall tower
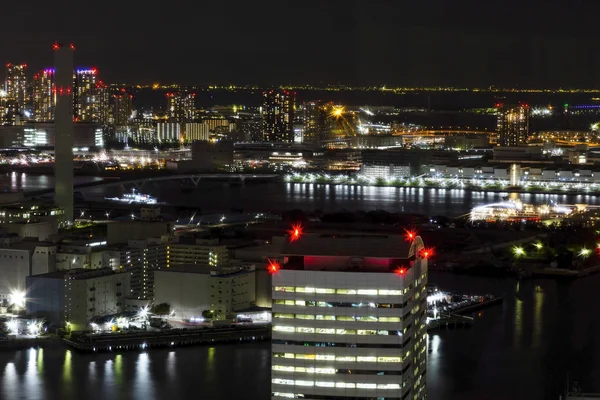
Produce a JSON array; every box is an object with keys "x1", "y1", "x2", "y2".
[
  {"x1": 496, "y1": 103, "x2": 530, "y2": 146},
  {"x1": 261, "y1": 90, "x2": 295, "y2": 143},
  {"x1": 54, "y1": 43, "x2": 74, "y2": 223}
]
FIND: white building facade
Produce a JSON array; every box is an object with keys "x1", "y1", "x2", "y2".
[{"x1": 270, "y1": 234, "x2": 428, "y2": 400}]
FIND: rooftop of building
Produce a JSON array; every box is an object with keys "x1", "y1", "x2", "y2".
[
  {"x1": 156, "y1": 263, "x2": 255, "y2": 276},
  {"x1": 277, "y1": 233, "x2": 413, "y2": 259},
  {"x1": 31, "y1": 268, "x2": 122, "y2": 280}
]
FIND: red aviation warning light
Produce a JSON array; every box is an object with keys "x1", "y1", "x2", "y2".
[
  {"x1": 267, "y1": 259, "x2": 281, "y2": 274},
  {"x1": 404, "y1": 229, "x2": 417, "y2": 242},
  {"x1": 421, "y1": 248, "x2": 434, "y2": 259},
  {"x1": 288, "y1": 223, "x2": 303, "y2": 242},
  {"x1": 396, "y1": 267, "x2": 407, "y2": 275},
  {"x1": 52, "y1": 43, "x2": 60, "y2": 50}
]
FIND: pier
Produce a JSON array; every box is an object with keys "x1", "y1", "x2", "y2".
[{"x1": 64, "y1": 325, "x2": 271, "y2": 352}]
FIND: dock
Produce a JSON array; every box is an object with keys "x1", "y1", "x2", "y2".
[{"x1": 64, "y1": 325, "x2": 271, "y2": 352}]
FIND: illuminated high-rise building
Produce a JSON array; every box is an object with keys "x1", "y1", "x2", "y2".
[
  {"x1": 270, "y1": 232, "x2": 428, "y2": 400},
  {"x1": 261, "y1": 90, "x2": 295, "y2": 142},
  {"x1": 95, "y1": 81, "x2": 111, "y2": 125},
  {"x1": 54, "y1": 43, "x2": 75, "y2": 223},
  {"x1": 166, "y1": 92, "x2": 196, "y2": 122},
  {"x1": 113, "y1": 91, "x2": 133, "y2": 126},
  {"x1": 32, "y1": 69, "x2": 55, "y2": 122},
  {"x1": 303, "y1": 100, "x2": 334, "y2": 142},
  {"x1": 73, "y1": 68, "x2": 99, "y2": 122},
  {"x1": 497, "y1": 103, "x2": 530, "y2": 146},
  {"x1": 5, "y1": 63, "x2": 27, "y2": 111}
]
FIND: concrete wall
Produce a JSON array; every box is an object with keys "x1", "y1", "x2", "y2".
[
  {"x1": 0, "y1": 248, "x2": 32, "y2": 293},
  {"x1": 26, "y1": 276, "x2": 64, "y2": 325},
  {"x1": 154, "y1": 271, "x2": 210, "y2": 320}
]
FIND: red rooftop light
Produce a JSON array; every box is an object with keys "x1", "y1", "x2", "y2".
[
  {"x1": 288, "y1": 223, "x2": 303, "y2": 242},
  {"x1": 52, "y1": 43, "x2": 60, "y2": 50},
  {"x1": 404, "y1": 229, "x2": 417, "y2": 242},
  {"x1": 267, "y1": 259, "x2": 280, "y2": 274},
  {"x1": 396, "y1": 267, "x2": 407, "y2": 275},
  {"x1": 69, "y1": 43, "x2": 76, "y2": 50},
  {"x1": 421, "y1": 247, "x2": 434, "y2": 259}
]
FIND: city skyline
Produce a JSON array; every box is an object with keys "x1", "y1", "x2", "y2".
[{"x1": 4, "y1": 0, "x2": 600, "y2": 88}]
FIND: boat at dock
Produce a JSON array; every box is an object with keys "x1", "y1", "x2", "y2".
[{"x1": 105, "y1": 189, "x2": 160, "y2": 205}]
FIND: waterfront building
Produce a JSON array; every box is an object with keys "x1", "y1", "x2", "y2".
[
  {"x1": 5, "y1": 63, "x2": 27, "y2": 113},
  {"x1": 0, "y1": 239, "x2": 57, "y2": 298},
  {"x1": 154, "y1": 264, "x2": 256, "y2": 320},
  {"x1": 270, "y1": 232, "x2": 428, "y2": 399},
  {"x1": 26, "y1": 268, "x2": 129, "y2": 331},
  {"x1": 166, "y1": 92, "x2": 196, "y2": 123},
  {"x1": 32, "y1": 69, "x2": 55, "y2": 122},
  {"x1": 261, "y1": 90, "x2": 295, "y2": 143},
  {"x1": 497, "y1": 103, "x2": 530, "y2": 146}
]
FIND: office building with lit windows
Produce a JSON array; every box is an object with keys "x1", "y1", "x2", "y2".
[
  {"x1": 270, "y1": 232, "x2": 428, "y2": 400},
  {"x1": 166, "y1": 92, "x2": 196, "y2": 123},
  {"x1": 113, "y1": 91, "x2": 133, "y2": 126},
  {"x1": 497, "y1": 103, "x2": 530, "y2": 146},
  {"x1": 303, "y1": 100, "x2": 334, "y2": 142},
  {"x1": 262, "y1": 90, "x2": 295, "y2": 143},
  {"x1": 73, "y1": 68, "x2": 99, "y2": 122},
  {"x1": 5, "y1": 63, "x2": 28, "y2": 112},
  {"x1": 32, "y1": 69, "x2": 55, "y2": 122}
]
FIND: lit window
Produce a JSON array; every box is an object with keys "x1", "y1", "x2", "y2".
[
  {"x1": 316, "y1": 328, "x2": 335, "y2": 334},
  {"x1": 357, "y1": 383, "x2": 377, "y2": 389},
  {"x1": 357, "y1": 289, "x2": 378, "y2": 295},
  {"x1": 273, "y1": 313, "x2": 294, "y2": 319},
  {"x1": 315, "y1": 315, "x2": 335, "y2": 320},
  {"x1": 315, "y1": 288, "x2": 335, "y2": 294},
  {"x1": 295, "y1": 300, "x2": 305, "y2": 306},
  {"x1": 315, "y1": 381, "x2": 335, "y2": 387},
  {"x1": 295, "y1": 380, "x2": 314, "y2": 387},
  {"x1": 295, "y1": 287, "x2": 315, "y2": 293},
  {"x1": 295, "y1": 354, "x2": 316, "y2": 360},
  {"x1": 315, "y1": 354, "x2": 335, "y2": 361},
  {"x1": 336, "y1": 289, "x2": 357, "y2": 294},
  {"x1": 357, "y1": 356, "x2": 377, "y2": 362},
  {"x1": 297, "y1": 327, "x2": 315, "y2": 333},
  {"x1": 379, "y1": 289, "x2": 403, "y2": 295},
  {"x1": 335, "y1": 356, "x2": 356, "y2": 362},
  {"x1": 272, "y1": 365, "x2": 295, "y2": 372},
  {"x1": 296, "y1": 314, "x2": 315, "y2": 320},
  {"x1": 273, "y1": 326, "x2": 295, "y2": 332},
  {"x1": 336, "y1": 382, "x2": 355, "y2": 388},
  {"x1": 357, "y1": 330, "x2": 377, "y2": 335}
]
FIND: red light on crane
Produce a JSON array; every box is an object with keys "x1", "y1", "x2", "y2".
[
  {"x1": 267, "y1": 259, "x2": 280, "y2": 274},
  {"x1": 287, "y1": 223, "x2": 303, "y2": 242}
]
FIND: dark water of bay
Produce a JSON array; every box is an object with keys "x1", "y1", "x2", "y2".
[
  {"x1": 84, "y1": 180, "x2": 600, "y2": 218},
  {"x1": 1, "y1": 272, "x2": 599, "y2": 400}
]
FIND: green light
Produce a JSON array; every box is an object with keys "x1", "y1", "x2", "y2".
[{"x1": 564, "y1": 103, "x2": 569, "y2": 107}]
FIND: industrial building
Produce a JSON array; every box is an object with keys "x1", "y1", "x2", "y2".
[
  {"x1": 26, "y1": 268, "x2": 129, "y2": 331},
  {"x1": 154, "y1": 264, "x2": 256, "y2": 321}
]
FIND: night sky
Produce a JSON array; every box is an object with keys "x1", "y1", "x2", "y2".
[{"x1": 4, "y1": 0, "x2": 600, "y2": 87}]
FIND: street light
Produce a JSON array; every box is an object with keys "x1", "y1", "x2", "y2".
[
  {"x1": 8, "y1": 290, "x2": 25, "y2": 309},
  {"x1": 534, "y1": 242, "x2": 543, "y2": 250},
  {"x1": 513, "y1": 246, "x2": 525, "y2": 257},
  {"x1": 579, "y1": 248, "x2": 591, "y2": 258}
]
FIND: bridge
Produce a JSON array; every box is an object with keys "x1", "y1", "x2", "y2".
[
  {"x1": 398, "y1": 129, "x2": 492, "y2": 136},
  {"x1": 25, "y1": 173, "x2": 280, "y2": 198}
]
